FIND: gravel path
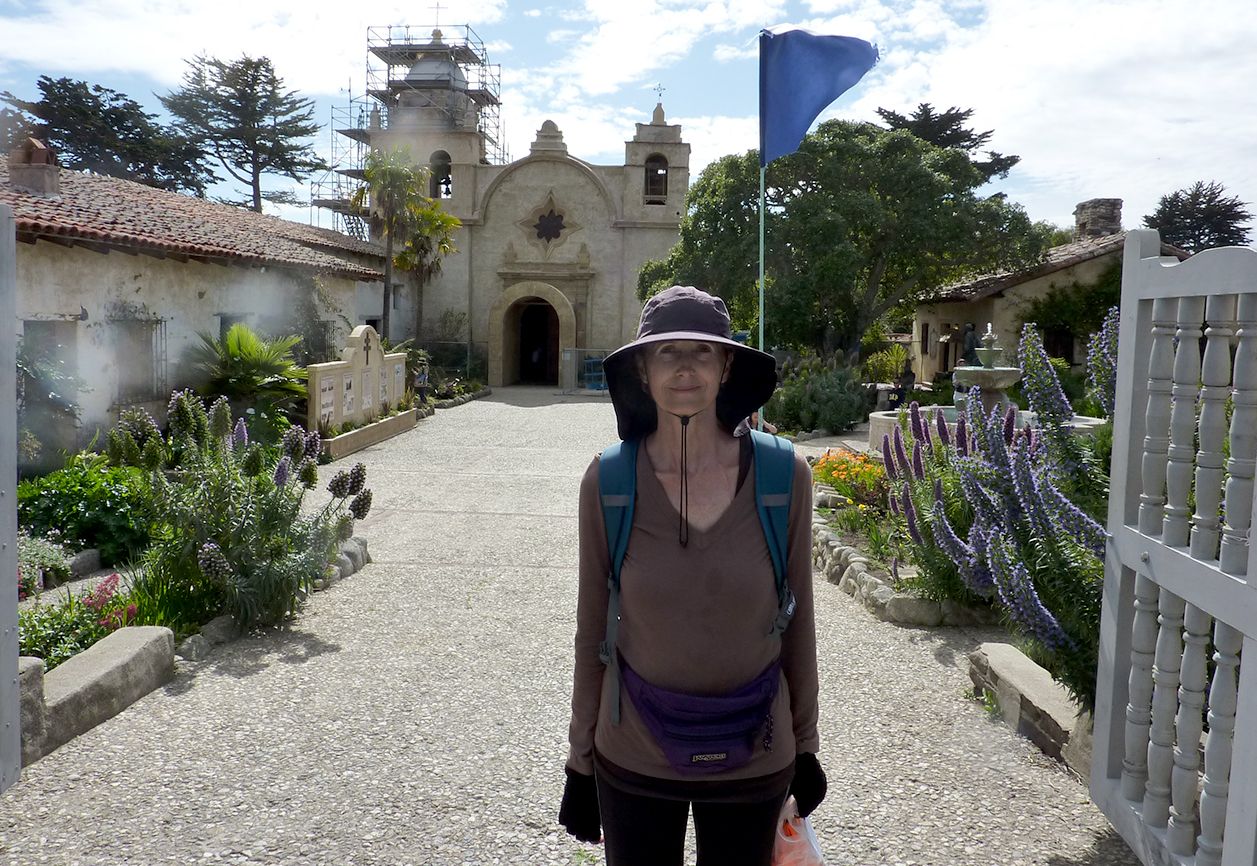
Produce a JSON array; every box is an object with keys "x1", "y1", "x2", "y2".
[{"x1": 0, "y1": 387, "x2": 1136, "y2": 866}]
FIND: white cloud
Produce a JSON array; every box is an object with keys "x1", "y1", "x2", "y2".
[
  {"x1": 0, "y1": 0, "x2": 508, "y2": 95},
  {"x1": 485, "y1": 39, "x2": 513, "y2": 54},
  {"x1": 523, "y1": 8, "x2": 542, "y2": 16},
  {"x1": 713, "y1": 42, "x2": 757, "y2": 62}
]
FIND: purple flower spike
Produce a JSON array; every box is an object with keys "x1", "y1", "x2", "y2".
[
  {"x1": 933, "y1": 478, "x2": 944, "y2": 504},
  {"x1": 1003, "y1": 404, "x2": 1017, "y2": 446},
  {"x1": 955, "y1": 414, "x2": 970, "y2": 457},
  {"x1": 893, "y1": 426, "x2": 911, "y2": 477},
  {"x1": 909, "y1": 401, "x2": 926, "y2": 444},
  {"x1": 232, "y1": 418, "x2": 248, "y2": 449},
  {"x1": 882, "y1": 434, "x2": 899, "y2": 480},
  {"x1": 902, "y1": 484, "x2": 923, "y2": 545},
  {"x1": 273, "y1": 456, "x2": 291, "y2": 487},
  {"x1": 889, "y1": 492, "x2": 901, "y2": 516},
  {"x1": 934, "y1": 409, "x2": 951, "y2": 447},
  {"x1": 911, "y1": 440, "x2": 925, "y2": 480}
]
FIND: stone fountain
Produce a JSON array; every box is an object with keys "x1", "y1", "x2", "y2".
[{"x1": 951, "y1": 324, "x2": 1022, "y2": 419}]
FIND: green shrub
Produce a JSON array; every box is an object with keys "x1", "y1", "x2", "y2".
[
  {"x1": 17, "y1": 531, "x2": 73, "y2": 599},
  {"x1": 17, "y1": 452, "x2": 153, "y2": 566},
  {"x1": 863, "y1": 344, "x2": 910, "y2": 385},
  {"x1": 18, "y1": 574, "x2": 136, "y2": 670},
  {"x1": 112, "y1": 391, "x2": 370, "y2": 632},
  {"x1": 766, "y1": 355, "x2": 870, "y2": 433}
]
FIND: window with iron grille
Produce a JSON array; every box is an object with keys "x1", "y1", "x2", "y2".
[{"x1": 114, "y1": 319, "x2": 167, "y2": 405}]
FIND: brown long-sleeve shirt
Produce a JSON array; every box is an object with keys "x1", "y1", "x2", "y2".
[{"x1": 566, "y1": 440, "x2": 820, "y2": 782}]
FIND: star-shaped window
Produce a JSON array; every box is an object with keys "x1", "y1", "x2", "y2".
[{"x1": 534, "y1": 208, "x2": 565, "y2": 242}]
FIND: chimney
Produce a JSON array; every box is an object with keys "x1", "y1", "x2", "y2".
[
  {"x1": 7, "y1": 138, "x2": 60, "y2": 197},
  {"x1": 1073, "y1": 198, "x2": 1122, "y2": 240}
]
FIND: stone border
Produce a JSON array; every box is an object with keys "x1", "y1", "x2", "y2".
[
  {"x1": 968, "y1": 642, "x2": 1093, "y2": 781},
  {"x1": 17, "y1": 537, "x2": 371, "y2": 766},
  {"x1": 810, "y1": 498, "x2": 997, "y2": 628},
  {"x1": 433, "y1": 386, "x2": 492, "y2": 409},
  {"x1": 324, "y1": 409, "x2": 418, "y2": 461}
]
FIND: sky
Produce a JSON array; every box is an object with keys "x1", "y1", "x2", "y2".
[{"x1": 1, "y1": 0, "x2": 1254, "y2": 238}]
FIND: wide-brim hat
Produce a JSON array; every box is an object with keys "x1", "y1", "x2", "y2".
[{"x1": 603, "y1": 286, "x2": 778, "y2": 440}]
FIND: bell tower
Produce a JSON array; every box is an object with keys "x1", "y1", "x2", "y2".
[{"x1": 623, "y1": 96, "x2": 690, "y2": 224}]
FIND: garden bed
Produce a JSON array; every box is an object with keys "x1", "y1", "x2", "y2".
[{"x1": 323, "y1": 408, "x2": 418, "y2": 461}]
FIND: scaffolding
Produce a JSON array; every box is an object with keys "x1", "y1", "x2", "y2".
[{"x1": 310, "y1": 23, "x2": 507, "y2": 233}]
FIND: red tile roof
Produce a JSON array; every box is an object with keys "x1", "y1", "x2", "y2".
[
  {"x1": 0, "y1": 162, "x2": 385, "y2": 280},
  {"x1": 919, "y1": 233, "x2": 1188, "y2": 304}
]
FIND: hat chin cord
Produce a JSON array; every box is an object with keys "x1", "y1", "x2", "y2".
[{"x1": 660, "y1": 408, "x2": 705, "y2": 548}]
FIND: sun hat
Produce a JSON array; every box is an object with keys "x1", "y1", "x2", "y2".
[{"x1": 603, "y1": 286, "x2": 778, "y2": 440}]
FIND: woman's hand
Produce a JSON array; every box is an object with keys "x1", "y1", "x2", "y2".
[
  {"x1": 789, "y1": 752, "x2": 828, "y2": 817},
  {"x1": 558, "y1": 767, "x2": 601, "y2": 843}
]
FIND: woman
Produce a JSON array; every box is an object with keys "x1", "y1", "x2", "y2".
[{"x1": 559, "y1": 286, "x2": 826, "y2": 866}]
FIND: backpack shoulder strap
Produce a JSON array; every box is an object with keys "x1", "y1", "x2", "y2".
[
  {"x1": 598, "y1": 439, "x2": 638, "y2": 590},
  {"x1": 749, "y1": 429, "x2": 797, "y2": 635},
  {"x1": 597, "y1": 439, "x2": 638, "y2": 724}
]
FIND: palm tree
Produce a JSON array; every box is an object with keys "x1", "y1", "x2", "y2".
[
  {"x1": 187, "y1": 323, "x2": 307, "y2": 413},
  {"x1": 352, "y1": 148, "x2": 460, "y2": 340}
]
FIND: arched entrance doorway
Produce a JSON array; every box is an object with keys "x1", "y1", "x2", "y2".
[
  {"x1": 510, "y1": 298, "x2": 559, "y2": 384},
  {"x1": 487, "y1": 281, "x2": 577, "y2": 387}
]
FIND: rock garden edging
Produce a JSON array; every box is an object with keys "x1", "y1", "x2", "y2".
[
  {"x1": 433, "y1": 386, "x2": 492, "y2": 410},
  {"x1": 17, "y1": 536, "x2": 371, "y2": 768}
]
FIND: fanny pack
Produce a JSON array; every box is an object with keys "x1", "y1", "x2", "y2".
[{"x1": 619, "y1": 656, "x2": 781, "y2": 775}]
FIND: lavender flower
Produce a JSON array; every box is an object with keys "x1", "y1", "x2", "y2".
[
  {"x1": 911, "y1": 441, "x2": 925, "y2": 481},
  {"x1": 955, "y1": 414, "x2": 970, "y2": 457},
  {"x1": 349, "y1": 489, "x2": 373, "y2": 520},
  {"x1": 934, "y1": 409, "x2": 951, "y2": 448},
  {"x1": 273, "y1": 456, "x2": 291, "y2": 487},
  {"x1": 893, "y1": 426, "x2": 911, "y2": 478},
  {"x1": 327, "y1": 470, "x2": 352, "y2": 499},
  {"x1": 1086, "y1": 306, "x2": 1120, "y2": 417},
  {"x1": 933, "y1": 478, "x2": 944, "y2": 504},
  {"x1": 233, "y1": 418, "x2": 249, "y2": 450},
  {"x1": 1003, "y1": 404, "x2": 1017, "y2": 446},
  {"x1": 197, "y1": 541, "x2": 232, "y2": 582},
  {"x1": 909, "y1": 401, "x2": 926, "y2": 445},
  {"x1": 282, "y1": 427, "x2": 306, "y2": 462},
  {"x1": 297, "y1": 457, "x2": 319, "y2": 490},
  {"x1": 931, "y1": 502, "x2": 993, "y2": 595},
  {"x1": 1019, "y1": 323, "x2": 1074, "y2": 428},
  {"x1": 888, "y1": 492, "x2": 901, "y2": 516},
  {"x1": 986, "y1": 531, "x2": 1072, "y2": 651},
  {"x1": 347, "y1": 463, "x2": 367, "y2": 496},
  {"x1": 882, "y1": 434, "x2": 899, "y2": 480},
  {"x1": 305, "y1": 430, "x2": 322, "y2": 462},
  {"x1": 901, "y1": 483, "x2": 923, "y2": 544},
  {"x1": 209, "y1": 397, "x2": 233, "y2": 439},
  {"x1": 1011, "y1": 440, "x2": 1053, "y2": 542},
  {"x1": 1038, "y1": 471, "x2": 1108, "y2": 555}
]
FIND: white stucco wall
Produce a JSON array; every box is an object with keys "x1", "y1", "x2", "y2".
[{"x1": 15, "y1": 239, "x2": 365, "y2": 445}]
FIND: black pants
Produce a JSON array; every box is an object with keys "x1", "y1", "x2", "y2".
[{"x1": 594, "y1": 770, "x2": 790, "y2": 866}]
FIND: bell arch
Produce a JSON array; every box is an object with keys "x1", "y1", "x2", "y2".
[{"x1": 488, "y1": 281, "x2": 577, "y2": 387}]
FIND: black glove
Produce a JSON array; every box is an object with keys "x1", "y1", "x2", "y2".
[
  {"x1": 558, "y1": 767, "x2": 601, "y2": 843},
  {"x1": 790, "y1": 752, "x2": 827, "y2": 818}
]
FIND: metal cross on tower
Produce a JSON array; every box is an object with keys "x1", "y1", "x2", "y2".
[
  {"x1": 430, "y1": 1, "x2": 444, "y2": 26},
  {"x1": 654, "y1": 83, "x2": 666, "y2": 101}
]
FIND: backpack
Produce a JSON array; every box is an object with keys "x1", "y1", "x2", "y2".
[{"x1": 596, "y1": 429, "x2": 797, "y2": 723}]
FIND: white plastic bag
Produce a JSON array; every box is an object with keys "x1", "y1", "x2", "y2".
[{"x1": 772, "y1": 795, "x2": 826, "y2": 866}]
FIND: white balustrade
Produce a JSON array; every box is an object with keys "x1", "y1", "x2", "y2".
[
  {"x1": 1138, "y1": 297, "x2": 1176, "y2": 536},
  {"x1": 1190, "y1": 294, "x2": 1235, "y2": 562},
  {"x1": 1162, "y1": 296, "x2": 1203, "y2": 547},
  {"x1": 1220, "y1": 294, "x2": 1257, "y2": 575}
]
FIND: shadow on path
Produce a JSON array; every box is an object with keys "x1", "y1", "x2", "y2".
[
  {"x1": 1046, "y1": 828, "x2": 1138, "y2": 866},
  {"x1": 162, "y1": 628, "x2": 343, "y2": 695}
]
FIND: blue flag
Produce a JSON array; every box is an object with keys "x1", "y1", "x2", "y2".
[{"x1": 759, "y1": 29, "x2": 878, "y2": 167}]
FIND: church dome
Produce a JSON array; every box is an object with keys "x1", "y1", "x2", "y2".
[{"x1": 404, "y1": 53, "x2": 468, "y2": 90}]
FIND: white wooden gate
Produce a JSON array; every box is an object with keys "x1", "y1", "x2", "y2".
[
  {"x1": 1093, "y1": 230, "x2": 1257, "y2": 866},
  {"x1": 1, "y1": 204, "x2": 20, "y2": 794}
]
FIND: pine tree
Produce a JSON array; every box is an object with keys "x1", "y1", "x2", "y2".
[
  {"x1": 2, "y1": 76, "x2": 215, "y2": 194},
  {"x1": 877, "y1": 103, "x2": 1019, "y2": 182},
  {"x1": 1143, "y1": 181, "x2": 1252, "y2": 253},
  {"x1": 161, "y1": 55, "x2": 326, "y2": 212}
]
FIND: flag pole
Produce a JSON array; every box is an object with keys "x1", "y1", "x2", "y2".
[{"x1": 757, "y1": 163, "x2": 766, "y2": 432}]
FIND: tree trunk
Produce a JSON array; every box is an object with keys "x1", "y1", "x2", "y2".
[
  {"x1": 381, "y1": 231, "x2": 393, "y2": 341},
  {"x1": 251, "y1": 167, "x2": 262, "y2": 213}
]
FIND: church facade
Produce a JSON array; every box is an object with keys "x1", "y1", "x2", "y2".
[{"x1": 324, "y1": 26, "x2": 690, "y2": 388}]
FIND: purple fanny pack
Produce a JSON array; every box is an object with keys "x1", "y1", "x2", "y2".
[{"x1": 619, "y1": 656, "x2": 781, "y2": 775}]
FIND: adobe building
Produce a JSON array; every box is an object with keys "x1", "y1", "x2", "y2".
[{"x1": 314, "y1": 25, "x2": 689, "y2": 387}]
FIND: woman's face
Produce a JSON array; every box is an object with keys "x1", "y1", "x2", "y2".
[{"x1": 639, "y1": 339, "x2": 731, "y2": 418}]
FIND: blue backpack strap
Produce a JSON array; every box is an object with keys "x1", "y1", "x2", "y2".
[
  {"x1": 598, "y1": 439, "x2": 638, "y2": 724},
  {"x1": 749, "y1": 429, "x2": 797, "y2": 636}
]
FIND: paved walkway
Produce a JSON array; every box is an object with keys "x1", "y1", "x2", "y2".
[{"x1": 1, "y1": 388, "x2": 1136, "y2": 866}]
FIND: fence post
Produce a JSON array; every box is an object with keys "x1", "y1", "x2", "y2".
[{"x1": 1, "y1": 204, "x2": 20, "y2": 793}]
